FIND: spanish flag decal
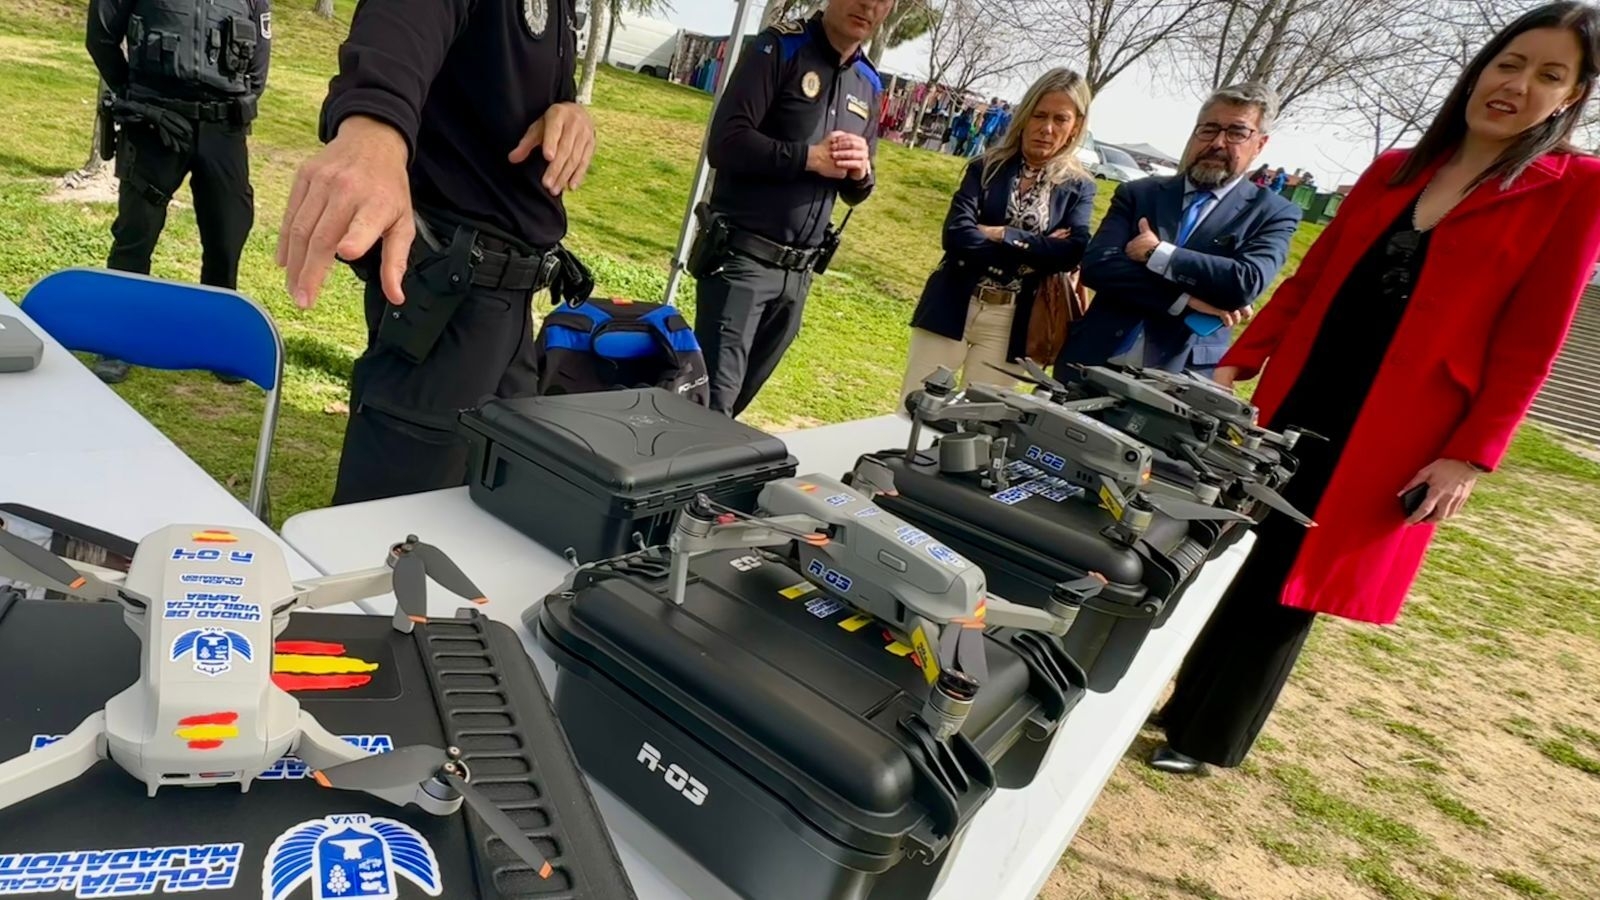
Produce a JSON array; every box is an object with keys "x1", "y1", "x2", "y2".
[
  {"x1": 273, "y1": 641, "x2": 380, "y2": 692},
  {"x1": 191, "y1": 530, "x2": 238, "y2": 543},
  {"x1": 175, "y1": 712, "x2": 239, "y2": 750}
]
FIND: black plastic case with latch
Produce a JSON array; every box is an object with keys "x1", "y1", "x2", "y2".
[
  {"x1": 531, "y1": 547, "x2": 1085, "y2": 900},
  {"x1": 458, "y1": 388, "x2": 797, "y2": 564},
  {"x1": 852, "y1": 448, "x2": 1230, "y2": 693}
]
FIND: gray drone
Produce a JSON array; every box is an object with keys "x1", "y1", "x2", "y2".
[
  {"x1": 0, "y1": 520, "x2": 554, "y2": 879},
  {"x1": 905, "y1": 366, "x2": 1256, "y2": 542},
  {"x1": 561, "y1": 468, "x2": 1099, "y2": 741}
]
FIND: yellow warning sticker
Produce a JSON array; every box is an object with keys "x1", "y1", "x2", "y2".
[
  {"x1": 778, "y1": 582, "x2": 816, "y2": 600},
  {"x1": 1098, "y1": 484, "x2": 1124, "y2": 521},
  {"x1": 883, "y1": 641, "x2": 913, "y2": 657},
  {"x1": 838, "y1": 614, "x2": 874, "y2": 632},
  {"x1": 910, "y1": 627, "x2": 940, "y2": 684},
  {"x1": 1226, "y1": 424, "x2": 1246, "y2": 446}
]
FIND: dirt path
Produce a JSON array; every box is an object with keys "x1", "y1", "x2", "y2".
[{"x1": 1039, "y1": 456, "x2": 1600, "y2": 900}]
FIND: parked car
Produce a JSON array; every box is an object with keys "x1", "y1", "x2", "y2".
[
  {"x1": 1093, "y1": 143, "x2": 1148, "y2": 182},
  {"x1": 1076, "y1": 130, "x2": 1100, "y2": 171}
]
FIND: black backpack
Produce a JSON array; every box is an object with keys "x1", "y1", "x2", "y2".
[{"x1": 533, "y1": 298, "x2": 710, "y2": 406}]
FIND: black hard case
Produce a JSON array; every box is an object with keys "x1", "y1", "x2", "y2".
[
  {"x1": 0, "y1": 596, "x2": 636, "y2": 900},
  {"x1": 532, "y1": 549, "x2": 1085, "y2": 900},
  {"x1": 856, "y1": 451, "x2": 1224, "y2": 693},
  {"x1": 459, "y1": 388, "x2": 797, "y2": 563}
]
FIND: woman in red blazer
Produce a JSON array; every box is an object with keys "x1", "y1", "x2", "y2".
[{"x1": 1150, "y1": 1, "x2": 1600, "y2": 775}]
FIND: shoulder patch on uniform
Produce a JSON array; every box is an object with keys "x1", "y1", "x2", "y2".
[
  {"x1": 770, "y1": 19, "x2": 805, "y2": 34},
  {"x1": 853, "y1": 58, "x2": 882, "y2": 95},
  {"x1": 259, "y1": 11, "x2": 271, "y2": 39},
  {"x1": 775, "y1": 32, "x2": 808, "y2": 64}
]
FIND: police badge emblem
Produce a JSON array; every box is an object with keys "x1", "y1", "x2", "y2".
[
  {"x1": 522, "y1": 0, "x2": 548, "y2": 37},
  {"x1": 802, "y1": 71, "x2": 821, "y2": 99}
]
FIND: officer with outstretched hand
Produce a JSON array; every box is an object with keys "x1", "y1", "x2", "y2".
[
  {"x1": 688, "y1": 0, "x2": 890, "y2": 418},
  {"x1": 278, "y1": 0, "x2": 596, "y2": 506},
  {"x1": 87, "y1": 0, "x2": 270, "y2": 384}
]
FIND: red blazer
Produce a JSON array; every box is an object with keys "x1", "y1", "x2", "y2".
[{"x1": 1222, "y1": 148, "x2": 1600, "y2": 624}]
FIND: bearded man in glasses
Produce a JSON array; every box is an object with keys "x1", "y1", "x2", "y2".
[{"x1": 1053, "y1": 82, "x2": 1302, "y2": 378}]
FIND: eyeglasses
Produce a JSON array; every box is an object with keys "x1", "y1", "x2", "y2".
[{"x1": 1192, "y1": 124, "x2": 1258, "y2": 144}]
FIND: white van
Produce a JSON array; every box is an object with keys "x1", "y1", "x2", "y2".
[{"x1": 578, "y1": 8, "x2": 682, "y2": 79}]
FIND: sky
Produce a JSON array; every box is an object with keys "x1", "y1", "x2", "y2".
[{"x1": 636, "y1": 0, "x2": 1384, "y2": 186}]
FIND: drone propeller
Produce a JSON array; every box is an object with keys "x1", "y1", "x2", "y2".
[
  {"x1": 1240, "y1": 481, "x2": 1316, "y2": 527},
  {"x1": 389, "y1": 535, "x2": 487, "y2": 627},
  {"x1": 0, "y1": 527, "x2": 134, "y2": 605},
  {"x1": 983, "y1": 358, "x2": 1069, "y2": 398},
  {"x1": 1143, "y1": 492, "x2": 1254, "y2": 524},
  {"x1": 851, "y1": 457, "x2": 899, "y2": 497},
  {"x1": 314, "y1": 745, "x2": 555, "y2": 879},
  {"x1": 936, "y1": 617, "x2": 988, "y2": 688}
]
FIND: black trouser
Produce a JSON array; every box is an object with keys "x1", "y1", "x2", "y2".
[
  {"x1": 692, "y1": 251, "x2": 814, "y2": 417},
  {"x1": 331, "y1": 256, "x2": 540, "y2": 506},
  {"x1": 107, "y1": 116, "x2": 253, "y2": 289},
  {"x1": 1158, "y1": 379, "x2": 1348, "y2": 767},
  {"x1": 1158, "y1": 545, "x2": 1318, "y2": 767}
]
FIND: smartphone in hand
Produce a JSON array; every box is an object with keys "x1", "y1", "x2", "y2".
[
  {"x1": 1399, "y1": 483, "x2": 1429, "y2": 518},
  {"x1": 1184, "y1": 311, "x2": 1226, "y2": 336}
]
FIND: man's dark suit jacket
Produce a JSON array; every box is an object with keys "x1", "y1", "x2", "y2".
[{"x1": 1053, "y1": 174, "x2": 1301, "y2": 374}]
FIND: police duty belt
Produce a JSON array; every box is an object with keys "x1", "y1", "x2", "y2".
[{"x1": 727, "y1": 227, "x2": 822, "y2": 272}]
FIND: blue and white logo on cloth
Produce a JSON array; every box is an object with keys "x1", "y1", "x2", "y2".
[
  {"x1": 265, "y1": 814, "x2": 442, "y2": 900},
  {"x1": 170, "y1": 628, "x2": 253, "y2": 677}
]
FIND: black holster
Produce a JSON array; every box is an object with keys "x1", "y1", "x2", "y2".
[
  {"x1": 373, "y1": 217, "x2": 480, "y2": 364},
  {"x1": 686, "y1": 202, "x2": 731, "y2": 279},
  {"x1": 96, "y1": 91, "x2": 117, "y2": 162}
]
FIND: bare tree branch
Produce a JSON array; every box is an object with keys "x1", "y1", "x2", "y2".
[
  {"x1": 908, "y1": 0, "x2": 1044, "y2": 140},
  {"x1": 1172, "y1": 0, "x2": 1440, "y2": 118},
  {"x1": 995, "y1": 0, "x2": 1219, "y2": 94}
]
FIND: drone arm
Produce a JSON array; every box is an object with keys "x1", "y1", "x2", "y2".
[
  {"x1": 0, "y1": 711, "x2": 106, "y2": 811},
  {"x1": 931, "y1": 402, "x2": 1024, "y2": 424},
  {"x1": 294, "y1": 710, "x2": 461, "y2": 815},
  {"x1": 980, "y1": 596, "x2": 1073, "y2": 636},
  {"x1": 665, "y1": 513, "x2": 826, "y2": 606},
  {"x1": 293, "y1": 710, "x2": 375, "y2": 771},
  {"x1": 284, "y1": 566, "x2": 395, "y2": 614}
]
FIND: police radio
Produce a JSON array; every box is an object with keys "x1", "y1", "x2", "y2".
[{"x1": 813, "y1": 207, "x2": 852, "y2": 276}]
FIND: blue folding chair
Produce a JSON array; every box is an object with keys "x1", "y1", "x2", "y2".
[{"x1": 21, "y1": 268, "x2": 284, "y2": 521}]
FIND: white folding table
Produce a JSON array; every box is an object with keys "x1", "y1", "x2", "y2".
[{"x1": 282, "y1": 414, "x2": 1253, "y2": 900}]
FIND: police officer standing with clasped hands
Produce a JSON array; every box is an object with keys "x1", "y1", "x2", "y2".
[
  {"x1": 87, "y1": 0, "x2": 271, "y2": 384},
  {"x1": 277, "y1": 0, "x2": 596, "y2": 505},
  {"x1": 688, "y1": 0, "x2": 891, "y2": 418}
]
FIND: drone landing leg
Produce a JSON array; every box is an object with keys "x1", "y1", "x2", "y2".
[
  {"x1": 293, "y1": 711, "x2": 461, "y2": 816},
  {"x1": 0, "y1": 711, "x2": 106, "y2": 811}
]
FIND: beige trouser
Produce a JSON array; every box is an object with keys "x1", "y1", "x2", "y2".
[{"x1": 900, "y1": 298, "x2": 1019, "y2": 403}]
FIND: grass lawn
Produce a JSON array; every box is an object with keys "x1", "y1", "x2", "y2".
[{"x1": 4, "y1": 2, "x2": 1600, "y2": 897}]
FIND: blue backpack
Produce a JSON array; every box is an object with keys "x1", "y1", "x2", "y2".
[{"x1": 533, "y1": 298, "x2": 710, "y2": 406}]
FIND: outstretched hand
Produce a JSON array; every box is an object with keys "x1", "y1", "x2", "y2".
[
  {"x1": 510, "y1": 102, "x2": 596, "y2": 196},
  {"x1": 277, "y1": 115, "x2": 415, "y2": 309}
]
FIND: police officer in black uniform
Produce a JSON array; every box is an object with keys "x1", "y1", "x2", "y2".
[
  {"x1": 87, "y1": 0, "x2": 271, "y2": 383},
  {"x1": 277, "y1": 0, "x2": 596, "y2": 504},
  {"x1": 689, "y1": 0, "x2": 890, "y2": 417}
]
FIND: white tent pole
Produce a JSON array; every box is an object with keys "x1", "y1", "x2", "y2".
[{"x1": 662, "y1": 0, "x2": 759, "y2": 307}]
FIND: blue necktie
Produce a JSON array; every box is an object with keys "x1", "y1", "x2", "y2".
[{"x1": 1177, "y1": 190, "x2": 1216, "y2": 246}]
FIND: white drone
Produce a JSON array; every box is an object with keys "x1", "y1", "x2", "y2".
[{"x1": 0, "y1": 519, "x2": 553, "y2": 879}]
